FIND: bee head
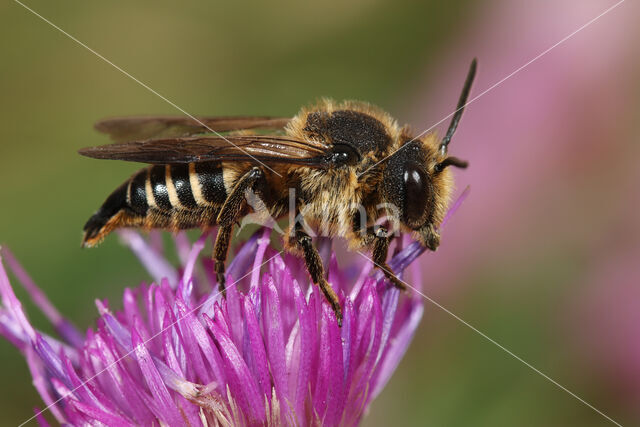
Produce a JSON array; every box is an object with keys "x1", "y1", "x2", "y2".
[
  {"x1": 382, "y1": 135, "x2": 467, "y2": 250},
  {"x1": 383, "y1": 58, "x2": 476, "y2": 249}
]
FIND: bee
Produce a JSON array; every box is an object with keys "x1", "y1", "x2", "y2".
[{"x1": 80, "y1": 59, "x2": 477, "y2": 326}]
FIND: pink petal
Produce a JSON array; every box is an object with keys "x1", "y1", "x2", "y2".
[
  {"x1": 261, "y1": 274, "x2": 290, "y2": 407},
  {"x1": 131, "y1": 319, "x2": 184, "y2": 425},
  {"x1": 209, "y1": 316, "x2": 265, "y2": 422}
]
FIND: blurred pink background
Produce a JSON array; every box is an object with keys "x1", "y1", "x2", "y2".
[{"x1": 371, "y1": 0, "x2": 640, "y2": 424}]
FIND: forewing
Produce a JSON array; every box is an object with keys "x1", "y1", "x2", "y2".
[
  {"x1": 79, "y1": 134, "x2": 331, "y2": 167},
  {"x1": 94, "y1": 116, "x2": 291, "y2": 142}
]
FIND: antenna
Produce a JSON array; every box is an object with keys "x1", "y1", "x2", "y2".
[{"x1": 439, "y1": 58, "x2": 477, "y2": 155}]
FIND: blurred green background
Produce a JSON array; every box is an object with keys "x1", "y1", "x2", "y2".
[{"x1": 1, "y1": 1, "x2": 639, "y2": 425}]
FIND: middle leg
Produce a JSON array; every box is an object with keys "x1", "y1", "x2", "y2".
[{"x1": 292, "y1": 221, "x2": 343, "y2": 326}]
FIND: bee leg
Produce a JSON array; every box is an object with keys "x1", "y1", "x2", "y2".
[
  {"x1": 294, "y1": 224, "x2": 343, "y2": 327},
  {"x1": 213, "y1": 167, "x2": 264, "y2": 295},
  {"x1": 213, "y1": 224, "x2": 233, "y2": 295},
  {"x1": 371, "y1": 227, "x2": 407, "y2": 291}
]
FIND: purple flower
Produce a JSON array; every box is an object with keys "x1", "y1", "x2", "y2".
[{"x1": 0, "y1": 217, "x2": 456, "y2": 425}]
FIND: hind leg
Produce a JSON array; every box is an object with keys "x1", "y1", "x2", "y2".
[{"x1": 213, "y1": 167, "x2": 264, "y2": 294}]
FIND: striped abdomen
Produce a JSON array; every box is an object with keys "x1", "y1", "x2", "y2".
[{"x1": 82, "y1": 162, "x2": 228, "y2": 247}]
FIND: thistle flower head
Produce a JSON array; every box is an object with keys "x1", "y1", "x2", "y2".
[{"x1": 0, "y1": 225, "x2": 432, "y2": 426}]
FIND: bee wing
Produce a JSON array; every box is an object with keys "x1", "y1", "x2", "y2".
[
  {"x1": 78, "y1": 134, "x2": 332, "y2": 167},
  {"x1": 94, "y1": 116, "x2": 291, "y2": 142}
]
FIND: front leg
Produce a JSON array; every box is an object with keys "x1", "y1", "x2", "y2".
[
  {"x1": 291, "y1": 221, "x2": 343, "y2": 326},
  {"x1": 213, "y1": 167, "x2": 264, "y2": 294},
  {"x1": 371, "y1": 226, "x2": 407, "y2": 291}
]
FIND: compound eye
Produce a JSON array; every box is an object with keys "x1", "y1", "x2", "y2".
[
  {"x1": 403, "y1": 161, "x2": 429, "y2": 227},
  {"x1": 330, "y1": 143, "x2": 360, "y2": 166}
]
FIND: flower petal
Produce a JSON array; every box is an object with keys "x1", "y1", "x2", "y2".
[
  {"x1": 1, "y1": 248, "x2": 84, "y2": 347},
  {"x1": 242, "y1": 295, "x2": 272, "y2": 399},
  {"x1": 315, "y1": 302, "x2": 345, "y2": 427},
  {"x1": 25, "y1": 348, "x2": 67, "y2": 424},
  {"x1": 208, "y1": 315, "x2": 265, "y2": 422},
  {"x1": 290, "y1": 278, "x2": 315, "y2": 418},
  {"x1": 371, "y1": 298, "x2": 423, "y2": 399},
  {"x1": 261, "y1": 274, "x2": 290, "y2": 408},
  {"x1": 131, "y1": 319, "x2": 184, "y2": 425},
  {"x1": 117, "y1": 230, "x2": 178, "y2": 287}
]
